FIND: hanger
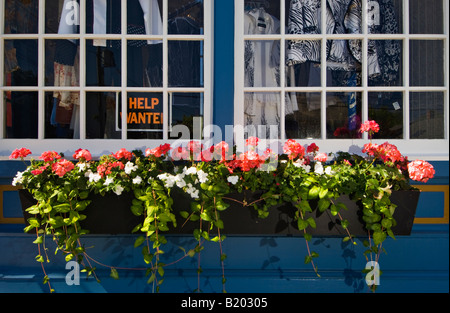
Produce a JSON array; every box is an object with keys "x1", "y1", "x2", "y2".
[{"x1": 168, "y1": 0, "x2": 202, "y2": 20}]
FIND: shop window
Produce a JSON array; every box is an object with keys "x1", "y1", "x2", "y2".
[
  {"x1": 1, "y1": 0, "x2": 212, "y2": 153},
  {"x1": 234, "y1": 0, "x2": 448, "y2": 158}
]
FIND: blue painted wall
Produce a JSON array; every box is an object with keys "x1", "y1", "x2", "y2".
[{"x1": 0, "y1": 0, "x2": 448, "y2": 294}]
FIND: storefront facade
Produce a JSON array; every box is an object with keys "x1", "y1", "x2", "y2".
[{"x1": 0, "y1": 0, "x2": 448, "y2": 293}]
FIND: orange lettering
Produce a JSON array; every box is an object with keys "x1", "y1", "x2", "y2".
[
  {"x1": 129, "y1": 97, "x2": 137, "y2": 109},
  {"x1": 151, "y1": 98, "x2": 159, "y2": 109},
  {"x1": 137, "y1": 98, "x2": 144, "y2": 109}
]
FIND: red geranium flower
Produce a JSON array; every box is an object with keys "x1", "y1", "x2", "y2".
[
  {"x1": 39, "y1": 151, "x2": 61, "y2": 162},
  {"x1": 52, "y1": 159, "x2": 75, "y2": 177},
  {"x1": 407, "y1": 160, "x2": 435, "y2": 183},
  {"x1": 73, "y1": 149, "x2": 92, "y2": 161},
  {"x1": 112, "y1": 148, "x2": 133, "y2": 161},
  {"x1": 9, "y1": 148, "x2": 32, "y2": 160}
]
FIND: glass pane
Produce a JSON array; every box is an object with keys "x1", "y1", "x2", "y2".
[
  {"x1": 244, "y1": 0, "x2": 280, "y2": 35},
  {"x1": 366, "y1": 0, "x2": 403, "y2": 34},
  {"x1": 286, "y1": 40, "x2": 321, "y2": 87},
  {"x1": 410, "y1": 40, "x2": 444, "y2": 87},
  {"x1": 46, "y1": 0, "x2": 79, "y2": 34},
  {"x1": 86, "y1": 0, "x2": 120, "y2": 35},
  {"x1": 46, "y1": 40, "x2": 79, "y2": 87},
  {"x1": 129, "y1": 0, "x2": 163, "y2": 36},
  {"x1": 4, "y1": 91, "x2": 38, "y2": 139},
  {"x1": 86, "y1": 92, "x2": 121, "y2": 139},
  {"x1": 287, "y1": 0, "x2": 323, "y2": 35},
  {"x1": 327, "y1": 92, "x2": 362, "y2": 139},
  {"x1": 410, "y1": 92, "x2": 445, "y2": 139},
  {"x1": 245, "y1": 40, "x2": 280, "y2": 88},
  {"x1": 368, "y1": 92, "x2": 403, "y2": 139},
  {"x1": 128, "y1": 41, "x2": 162, "y2": 87},
  {"x1": 4, "y1": 40, "x2": 38, "y2": 86},
  {"x1": 244, "y1": 92, "x2": 281, "y2": 139},
  {"x1": 45, "y1": 91, "x2": 79, "y2": 139},
  {"x1": 409, "y1": 0, "x2": 443, "y2": 34},
  {"x1": 4, "y1": 0, "x2": 38, "y2": 34},
  {"x1": 168, "y1": 41, "x2": 203, "y2": 87},
  {"x1": 169, "y1": 0, "x2": 203, "y2": 35},
  {"x1": 86, "y1": 40, "x2": 121, "y2": 87},
  {"x1": 124, "y1": 92, "x2": 164, "y2": 140},
  {"x1": 285, "y1": 92, "x2": 321, "y2": 139},
  {"x1": 368, "y1": 40, "x2": 403, "y2": 87},
  {"x1": 169, "y1": 92, "x2": 204, "y2": 140}
]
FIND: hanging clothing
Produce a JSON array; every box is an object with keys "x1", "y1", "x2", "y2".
[
  {"x1": 286, "y1": 0, "x2": 357, "y2": 72},
  {"x1": 244, "y1": 8, "x2": 282, "y2": 138}
]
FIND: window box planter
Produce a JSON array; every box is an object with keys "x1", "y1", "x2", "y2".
[{"x1": 19, "y1": 188, "x2": 420, "y2": 236}]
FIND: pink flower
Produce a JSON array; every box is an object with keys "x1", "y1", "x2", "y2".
[
  {"x1": 214, "y1": 141, "x2": 230, "y2": 160},
  {"x1": 360, "y1": 120, "x2": 380, "y2": 134},
  {"x1": 112, "y1": 148, "x2": 133, "y2": 161},
  {"x1": 39, "y1": 151, "x2": 61, "y2": 162},
  {"x1": 314, "y1": 153, "x2": 328, "y2": 163},
  {"x1": 187, "y1": 141, "x2": 202, "y2": 153},
  {"x1": 73, "y1": 149, "x2": 92, "y2": 161},
  {"x1": 51, "y1": 159, "x2": 75, "y2": 177},
  {"x1": 31, "y1": 163, "x2": 50, "y2": 176},
  {"x1": 407, "y1": 160, "x2": 435, "y2": 183},
  {"x1": 171, "y1": 146, "x2": 189, "y2": 161},
  {"x1": 9, "y1": 148, "x2": 32, "y2": 160},
  {"x1": 245, "y1": 137, "x2": 259, "y2": 147},
  {"x1": 145, "y1": 144, "x2": 171, "y2": 158},
  {"x1": 283, "y1": 139, "x2": 305, "y2": 160},
  {"x1": 343, "y1": 159, "x2": 352, "y2": 166}
]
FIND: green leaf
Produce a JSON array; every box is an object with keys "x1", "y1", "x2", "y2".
[
  {"x1": 307, "y1": 217, "x2": 316, "y2": 229},
  {"x1": 134, "y1": 236, "x2": 145, "y2": 248},
  {"x1": 179, "y1": 211, "x2": 190, "y2": 219},
  {"x1": 110, "y1": 268, "x2": 119, "y2": 280},
  {"x1": 297, "y1": 218, "x2": 309, "y2": 231},
  {"x1": 373, "y1": 231, "x2": 387, "y2": 245},
  {"x1": 308, "y1": 186, "x2": 321, "y2": 199},
  {"x1": 319, "y1": 188, "x2": 328, "y2": 199},
  {"x1": 317, "y1": 198, "x2": 330, "y2": 212}
]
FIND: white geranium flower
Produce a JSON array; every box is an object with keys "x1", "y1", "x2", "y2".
[
  {"x1": 114, "y1": 185, "x2": 124, "y2": 196},
  {"x1": 104, "y1": 176, "x2": 114, "y2": 186},
  {"x1": 124, "y1": 161, "x2": 138, "y2": 174},
  {"x1": 227, "y1": 175, "x2": 239, "y2": 185},
  {"x1": 132, "y1": 176, "x2": 142, "y2": 184},
  {"x1": 324, "y1": 166, "x2": 332, "y2": 175},
  {"x1": 12, "y1": 171, "x2": 24, "y2": 186},
  {"x1": 89, "y1": 172, "x2": 102, "y2": 183},
  {"x1": 314, "y1": 162, "x2": 324, "y2": 175},
  {"x1": 77, "y1": 162, "x2": 88, "y2": 172},
  {"x1": 197, "y1": 170, "x2": 208, "y2": 183},
  {"x1": 185, "y1": 166, "x2": 197, "y2": 175}
]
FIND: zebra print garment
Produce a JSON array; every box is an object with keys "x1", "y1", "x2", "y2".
[{"x1": 286, "y1": 0, "x2": 357, "y2": 71}]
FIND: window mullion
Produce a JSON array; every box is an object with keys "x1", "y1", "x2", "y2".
[
  {"x1": 121, "y1": 0, "x2": 128, "y2": 140},
  {"x1": 162, "y1": 0, "x2": 169, "y2": 141},
  {"x1": 79, "y1": 0, "x2": 87, "y2": 140},
  {"x1": 37, "y1": 1, "x2": 45, "y2": 139}
]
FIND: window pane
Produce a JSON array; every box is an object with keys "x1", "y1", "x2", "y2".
[
  {"x1": 327, "y1": 92, "x2": 362, "y2": 139},
  {"x1": 287, "y1": 0, "x2": 324, "y2": 35},
  {"x1": 169, "y1": 92, "x2": 203, "y2": 140},
  {"x1": 286, "y1": 40, "x2": 322, "y2": 87},
  {"x1": 285, "y1": 92, "x2": 321, "y2": 139},
  {"x1": 46, "y1": 0, "x2": 79, "y2": 34},
  {"x1": 245, "y1": 40, "x2": 280, "y2": 88},
  {"x1": 368, "y1": 40, "x2": 402, "y2": 87},
  {"x1": 168, "y1": 40, "x2": 203, "y2": 87},
  {"x1": 4, "y1": 40, "x2": 38, "y2": 86},
  {"x1": 410, "y1": 40, "x2": 444, "y2": 87},
  {"x1": 4, "y1": 91, "x2": 38, "y2": 138},
  {"x1": 4, "y1": 0, "x2": 38, "y2": 34},
  {"x1": 45, "y1": 91, "x2": 79, "y2": 139},
  {"x1": 409, "y1": 0, "x2": 443, "y2": 34},
  {"x1": 129, "y1": 0, "x2": 163, "y2": 36},
  {"x1": 86, "y1": 92, "x2": 121, "y2": 139},
  {"x1": 169, "y1": 0, "x2": 203, "y2": 34},
  {"x1": 410, "y1": 92, "x2": 445, "y2": 139},
  {"x1": 86, "y1": 40, "x2": 121, "y2": 86},
  {"x1": 245, "y1": 92, "x2": 281, "y2": 139},
  {"x1": 128, "y1": 40, "x2": 162, "y2": 87},
  {"x1": 86, "y1": 0, "x2": 120, "y2": 35},
  {"x1": 368, "y1": 92, "x2": 403, "y2": 139},
  {"x1": 46, "y1": 40, "x2": 79, "y2": 87},
  {"x1": 244, "y1": 0, "x2": 280, "y2": 35},
  {"x1": 125, "y1": 92, "x2": 164, "y2": 140}
]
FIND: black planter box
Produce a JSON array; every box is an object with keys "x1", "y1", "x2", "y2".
[{"x1": 19, "y1": 189, "x2": 420, "y2": 236}]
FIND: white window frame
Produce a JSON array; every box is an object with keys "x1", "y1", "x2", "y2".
[
  {"x1": 0, "y1": 0, "x2": 214, "y2": 158},
  {"x1": 234, "y1": 0, "x2": 449, "y2": 160}
]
